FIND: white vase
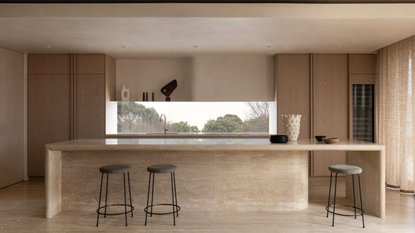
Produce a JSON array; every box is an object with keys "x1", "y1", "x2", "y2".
[
  {"x1": 282, "y1": 114, "x2": 302, "y2": 141},
  {"x1": 121, "y1": 85, "x2": 130, "y2": 101}
]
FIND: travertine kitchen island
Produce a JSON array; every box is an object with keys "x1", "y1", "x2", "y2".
[{"x1": 45, "y1": 139, "x2": 385, "y2": 218}]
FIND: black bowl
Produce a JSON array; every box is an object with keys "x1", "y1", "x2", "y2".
[
  {"x1": 315, "y1": 135, "x2": 326, "y2": 142},
  {"x1": 270, "y1": 135, "x2": 288, "y2": 143}
]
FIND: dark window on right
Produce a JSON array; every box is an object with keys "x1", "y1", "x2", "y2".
[{"x1": 353, "y1": 84, "x2": 375, "y2": 142}]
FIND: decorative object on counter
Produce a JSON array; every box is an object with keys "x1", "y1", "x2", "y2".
[
  {"x1": 152, "y1": 92, "x2": 154, "y2": 101},
  {"x1": 270, "y1": 135, "x2": 288, "y2": 143},
  {"x1": 282, "y1": 114, "x2": 302, "y2": 141},
  {"x1": 96, "y1": 164, "x2": 134, "y2": 227},
  {"x1": 161, "y1": 79, "x2": 178, "y2": 101},
  {"x1": 143, "y1": 92, "x2": 146, "y2": 101},
  {"x1": 160, "y1": 114, "x2": 168, "y2": 133},
  {"x1": 315, "y1": 135, "x2": 326, "y2": 142},
  {"x1": 121, "y1": 85, "x2": 130, "y2": 101},
  {"x1": 146, "y1": 92, "x2": 149, "y2": 101},
  {"x1": 323, "y1": 138, "x2": 339, "y2": 144},
  {"x1": 145, "y1": 164, "x2": 180, "y2": 226}
]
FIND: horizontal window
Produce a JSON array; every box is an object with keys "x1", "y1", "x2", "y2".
[{"x1": 112, "y1": 102, "x2": 271, "y2": 134}]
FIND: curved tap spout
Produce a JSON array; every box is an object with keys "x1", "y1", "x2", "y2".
[{"x1": 160, "y1": 114, "x2": 168, "y2": 134}]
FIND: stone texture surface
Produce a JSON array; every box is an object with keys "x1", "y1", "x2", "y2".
[
  {"x1": 60, "y1": 150, "x2": 308, "y2": 213},
  {"x1": 45, "y1": 139, "x2": 385, "y2": 219}
]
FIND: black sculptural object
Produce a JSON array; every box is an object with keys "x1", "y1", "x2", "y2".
[{"x1": 161, "y1": 79, "x2": 177, "y2": 101}]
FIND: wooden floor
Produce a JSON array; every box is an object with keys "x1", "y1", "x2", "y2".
[{"x1": 0, "y1": 177, "x2": 414, "y2": 233}]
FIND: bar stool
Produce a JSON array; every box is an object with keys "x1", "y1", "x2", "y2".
[
  {"x1": 326, "y1": 165, "x2": 365, "y2": 228},
  {"x1": 96, "y1": 164, "x2": 134, "y2": 227},
  {"x1": 144, "y1": 164, "x2": 180, "y2": 226}
]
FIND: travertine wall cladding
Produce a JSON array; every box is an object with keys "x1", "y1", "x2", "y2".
[{"x1": 61, "y1": 150, "x2": 308, "y2": 212}]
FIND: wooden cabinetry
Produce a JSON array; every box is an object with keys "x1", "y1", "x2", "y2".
[
  {"x1": 313, "y1": 54, "x2": 349, "y2": 176},
  {"x1": 0, "y1": 47, "x2": 23, "y2": 187},
  {"x1": 28, "y1": 75, "x2": 72, "y2": 176},
  {"x1": 348, "y1": 54, "x2": 377, "y2": 142},
  {"x1": 275, "y1": 54, "x2": 311, "y2": 139},
  {"x1": 75, "y1": 75, "x2": 106, "y2": 139},
  {"x1": 28, "y1": 54, "x2": 115, "y2": 176},
  {"x1": 275, "y1": 54, "x2": 376, "y2": 176}
]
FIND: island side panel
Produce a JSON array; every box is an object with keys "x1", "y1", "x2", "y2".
[
  {"x1": 214, "y1": 150, "x2": 308, "y2": 211},
  {"x1": 45, "y1": 149, "x2": 62, "y2": 218},
  {"x1": 346, "y1": 150, "x2": 385, "y2": 218},
  {"x1": 60, "y1": 150, "x2": 308, "y2": 212}
]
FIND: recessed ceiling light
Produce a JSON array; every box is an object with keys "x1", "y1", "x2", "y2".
[{"x1": 46, "y1": 46, "x2": 51, "y2": 48}]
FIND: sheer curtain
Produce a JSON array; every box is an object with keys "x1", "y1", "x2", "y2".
[{"x1": 377, "y1": 35, "x2": 415, "y2": 194}]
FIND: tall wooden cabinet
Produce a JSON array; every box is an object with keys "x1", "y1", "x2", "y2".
[
  {"x1": 0, "y1": 47, "x2": 24, "y2": 188},
  {"x1": 275, "y1": 55, "x2": 311, "y2": 140},
  {"x1": 275, "y1": 54, "x2": 376, "y2": 176},
  {"x1": 313, "y1": 55, "x2": 349, "y2": 176},
  {"x1": 28, "y1": 54, "x2": 115, "y2": 176}
]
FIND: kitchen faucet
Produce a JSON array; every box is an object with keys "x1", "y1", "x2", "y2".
[{"x1": 160, "y1": 114, "x2": 168, "y2": 134}]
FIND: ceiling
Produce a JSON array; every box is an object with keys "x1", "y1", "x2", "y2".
[{"x1": 1, "y1": 3, "x2": 415, "y2": 59}]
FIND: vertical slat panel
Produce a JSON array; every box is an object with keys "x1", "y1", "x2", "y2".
[
  {"x1": 75, "y1": 75, "x2": 106, "y2": 139},
  {"x1": 0, "y1": 47, "x2": 23, "y2": 188},
  {"x1": 28, "y1": 75, "x2": 71, "y2": 176},
  {"x1": 313, "y1": 54, "x2": 349, "y2": 176},
  {"x1": 276, "y1": 54, "x2": 311, "y2": 139}
]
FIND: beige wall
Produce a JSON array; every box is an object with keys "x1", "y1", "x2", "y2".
[
  {"x1": 116, "y1": 56, "x2": 274, "y2": 101},
  {"x1": 0, "y1": 47, "x2": 23, "y2": 187}
]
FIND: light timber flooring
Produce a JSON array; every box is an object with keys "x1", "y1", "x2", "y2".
[{"x1": 0, "y1": 177, "x2": 414, "y2": 233}]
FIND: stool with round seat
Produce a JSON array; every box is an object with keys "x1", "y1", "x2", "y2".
[
  {"x1": 96, "y1": 164, "x2": 134, "y2": 227},
  {"x1": 326, "y1": 164, "x2": 365, "y2": 228},
  {"x1": 145, "y1": 164, "x2": 180, "y2": 226}
]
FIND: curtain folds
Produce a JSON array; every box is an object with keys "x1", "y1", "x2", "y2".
[{"x1": 377, "y1": 35, "x2": 415, "y2": 194}]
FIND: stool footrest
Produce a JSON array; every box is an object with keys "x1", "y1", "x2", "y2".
[
  {"x1": 144, "y1": 204, "x2": 181, "y2": 215},
  {"x1": 97, "y1": 204, "x2": 134, "y2": 216},
  {"x1": 325, "y1": 204, "x2": 364, "y2": 217}
]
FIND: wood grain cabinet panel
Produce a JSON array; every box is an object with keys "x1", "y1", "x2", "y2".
[
  {"x1": 313, "y1": 54, "x2": 349, "y2": 176},
  {"x1": 0, "y1": 48, "x2": 23, "y2": 187},
  {"x1": 28, "y1": 75, "x2": 71, "y2": 176},
  {"x1": 275, "y1": 54, "x2": 311, "y2": 139},
  {"x1": 28, "y1": 55, "x2": 71, "y2": 75},
  {"x1": 349, "y1": 54, "x2": 377, "y2": 75},
  {"x1": 76, "y1": 55, "x2": 105, "y2": 75},
  {"x1": 75, "y1": 75, "x2": 106, "y2": 139}
]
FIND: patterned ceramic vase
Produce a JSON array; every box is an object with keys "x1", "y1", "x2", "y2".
[{"x1": 282, "y1": 114, "x2": 302, "y2": 141}]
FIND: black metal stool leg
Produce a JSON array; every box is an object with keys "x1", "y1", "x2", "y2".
[
  {"x1": 352, "y1": 174, "x2": 356, "y2": 219},
  {"x1": 104, "y1": 173, "x2": 109, "y2": 218},
  {"x1": 123, "y1": 173, "x2": 128, "y2": 226},
  {"x1": 145, "y1": 173, "x2": 152, "y2": 226},
  {"x1": 332, "y1": 173, "x2": 338, "y2": 227},
  {"x1": 173, "y1": 172, "x2": 178, "y2": 217},
  {"x1": 96, "y1": 173, "x2": 104, "y2": 227},
  {"x1": 128, "y1": 172, "x2": 133, "y2": 217},
  {"x1": 150, "y1": 173, "x2": 155, "y2": 217},
  {"x1": 327, "y1": 172, "x2": 333, "y2": 218},
  {"x1": 358, "y1": 174, "x2": 365, "y2": 228},
  {"x1": 171, "y1": 173, "x2": 176, "y2": 225}
]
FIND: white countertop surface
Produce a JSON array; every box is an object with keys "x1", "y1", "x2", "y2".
[{"x1": 46, "y1": 138, "x2": 385, "y2": 152}]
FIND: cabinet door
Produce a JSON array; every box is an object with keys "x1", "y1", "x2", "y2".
[
  {"x1": 76, "y1": 55, "x2": 105, "y2": 75},
  {"x1": 75, "y1": 75, "x2": 105, "y2": 139},
  {"x1": 276, "y1": 55, "x2": 311, "y2": 139},
  {"x1": 313, "y1": 55, "x2": 349, "y2": 176},
  {"x1": 28, "y1": 75, "x2": 71, "y2": 176},
  {"x1": 0, "y1": 48, "x2": 23, "y2": 187},
  {"x1": 28, "y1": 55, "x2": 71, "y2": 75}
]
